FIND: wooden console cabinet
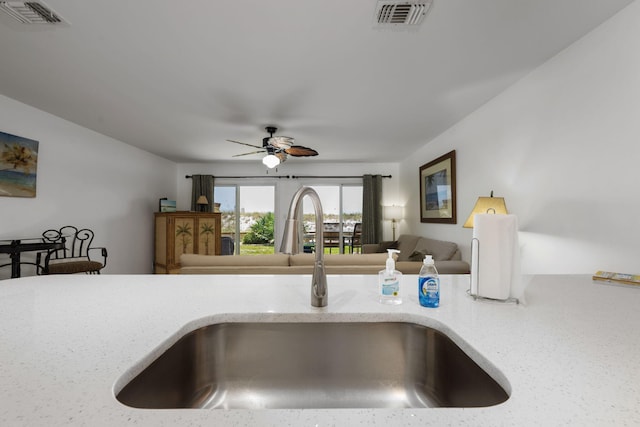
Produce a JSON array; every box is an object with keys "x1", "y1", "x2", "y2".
[{"x1": 154, "y1": 211, "x2": 221, "y2": 274}]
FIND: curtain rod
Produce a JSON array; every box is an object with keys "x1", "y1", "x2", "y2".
[{"x1": 185, "y1": 175, "x2": 392, "y2": 179}]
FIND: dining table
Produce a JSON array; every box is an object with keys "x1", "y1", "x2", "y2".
[{"x1": 0, "y1": 237, "x2": 65, "y2": 278}]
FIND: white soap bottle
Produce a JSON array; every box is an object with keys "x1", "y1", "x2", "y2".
[{"x1": 379, "y1": 249, "x2": 402, "y2": 305}]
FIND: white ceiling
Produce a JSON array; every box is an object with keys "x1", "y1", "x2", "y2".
[{"x1": 0, "y1": 0, "x2": 634, "y2": 164}]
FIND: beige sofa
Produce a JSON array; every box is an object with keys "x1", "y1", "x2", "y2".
[
  {"x1": 362, "y1": 234, "x2": 470, "y2": 274},
  {"x1": 181, "y1": 233, "x2": 470, "y2": 275},
  {"x1": 180, "y1": 253, "x2": 393, "y2": 275}
]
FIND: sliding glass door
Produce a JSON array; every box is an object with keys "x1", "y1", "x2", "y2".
[
  {"x1": 303, "y1": 185, "x2": 363, "y2": 254},
  {"x1": 214, "y1": 185, "x2": 275, "y2": 255}
]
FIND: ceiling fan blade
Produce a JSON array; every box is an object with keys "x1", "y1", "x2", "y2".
[
  {"x1": 226, "y1": 139, "x2": 263, "y2": 150},
  {"x1": 232, "y1": 150, "x2": 265, "y2": 157},
  {"x1": 268, "y1": 136, "x2": 294, "y2": 149},
  {"x1": 285, "y1": 145, "x2": 318, "y2": 157}
]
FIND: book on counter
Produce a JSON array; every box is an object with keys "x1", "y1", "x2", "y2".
[{"x1": 593, "y1": 271, "x2": 640, "y2": 287}]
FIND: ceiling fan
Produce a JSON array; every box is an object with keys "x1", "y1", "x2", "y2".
[{"x1": 227, "y1": 126, "x2": 318, "y2": 168}]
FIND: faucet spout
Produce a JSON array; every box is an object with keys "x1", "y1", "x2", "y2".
[{"x1": 280, "y1": 187, "x2": 327, "y2": 307}]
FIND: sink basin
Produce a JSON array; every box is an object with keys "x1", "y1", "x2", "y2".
[{"x1": 116, "y1": 321, "x2": 508, "y2": 409}]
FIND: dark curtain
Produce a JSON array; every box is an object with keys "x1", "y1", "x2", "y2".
[
  {"x1": 191, "y1": 174, "x2": 215, "y2": 212},
  {"x1": 362, "y1": 174, "x2": 383, "y2": 244}
]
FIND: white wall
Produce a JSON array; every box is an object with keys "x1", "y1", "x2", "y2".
[
  {"x1": 400, "y1": 1, "x2": 640, "y2": 274},
  {"x1": 6, "y1": 2, "x2": 638, "y2": 278},
  {"x1": 0, "y1": 95, "x2": 177, "y2": 278},
  {"x1": 177, "y1": 161, "x2": 401, "y2": 246}
]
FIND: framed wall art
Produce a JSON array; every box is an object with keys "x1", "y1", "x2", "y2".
[
  {"x1": 419, "y1": 150, "x2": 456, "y2": 224},
  {"x1": 0, "y1": 131, "x2": 39, "y2": 198},
  {"x1": 159, "y1": 198, "x2": 177, "y2": 212}
]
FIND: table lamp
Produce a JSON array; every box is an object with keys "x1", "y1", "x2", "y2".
[
  {"x1": 196, "y1": 195, "x2": 209, "y2": 212},
  {"x1": 463, "y1": 191, "x2": 508, "y2": 228}
]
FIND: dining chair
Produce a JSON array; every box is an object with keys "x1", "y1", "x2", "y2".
[{"x1": 37, "y1": 226, "x2": 108, "y2": 274}]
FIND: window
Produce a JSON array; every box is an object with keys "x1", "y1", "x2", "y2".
[
  {"x1": 303, "y1": 185, "x2": 363, "y2": 254},
  {"x1": 215, "y1": 185, "x2": 275, "y2": 255}
]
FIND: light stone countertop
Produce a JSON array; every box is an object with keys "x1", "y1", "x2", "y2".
[{"x1": 0, "y1": 273, "x2": 639, "y2": 426}]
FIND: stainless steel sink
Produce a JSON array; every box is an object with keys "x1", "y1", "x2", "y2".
[{"x1": 116, "y1": 321, "x2": 508, "y2": 409}]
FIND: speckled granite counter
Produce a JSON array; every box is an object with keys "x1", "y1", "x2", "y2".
[{"x1": 0, "y1": 274, "x2": 638, "y2": 426}]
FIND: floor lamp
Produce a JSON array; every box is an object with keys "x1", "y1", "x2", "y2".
[{"x1": 384, "y1": 205, "x2": 403, "y2": 241}]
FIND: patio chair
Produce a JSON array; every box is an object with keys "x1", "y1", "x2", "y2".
[
  {"x1": 221, "y1": 236, "x2": 235, "y2": 255},
  {"x1": 350, "y1": 222, "x2": 362, "y2": 253},
  {"x1": 323, "y1": 223, "x2": 341, "y2": 253}
]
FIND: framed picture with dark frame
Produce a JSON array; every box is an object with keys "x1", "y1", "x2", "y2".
[{"x1": 419, "y1": 150, "x2": 457, "y2": 224}]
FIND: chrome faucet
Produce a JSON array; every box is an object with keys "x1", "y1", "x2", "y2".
[{"x1": 280, "y1": 187, "x2": 328, "y2": 307}]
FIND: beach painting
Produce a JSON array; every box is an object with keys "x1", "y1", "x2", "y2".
[{"x1": 0, "y1": 131, "x2": 39, "y2": 198}]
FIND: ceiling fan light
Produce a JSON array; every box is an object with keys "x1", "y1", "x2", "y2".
[{"x1": 262, "y1": 154, "x2": 280, "y2": 168}]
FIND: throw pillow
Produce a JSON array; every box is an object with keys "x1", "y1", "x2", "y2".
[
  {"x1": 414, "y1": 237, "x2": 458, "y2": 261},
  {"x1": 408, "y1": 250, "x2": 430, "y2": 262}
]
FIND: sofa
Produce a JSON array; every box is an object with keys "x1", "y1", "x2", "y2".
[
  {"x1": 362, "y1": 234, "x2": 470, "y2": 274},
  {"x1": 180, "y1": 232, "x2": 470, "y2": 275},
  {"x1": 180, "y1": 252, "x2": 393, "y2": 275}
]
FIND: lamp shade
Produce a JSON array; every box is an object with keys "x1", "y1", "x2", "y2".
[
  {"x1": 196, "y1": 195, "x2": 209, "y2": 205},
  {"x1": 463, "y1": 194, "x2": 508, "y2": 228},
  {"x1": 262, "y1": 154, "x2": 280, "y2": 168},
  {"x1": 384, "y1": 205, "x2": 403, "y2": 221}
]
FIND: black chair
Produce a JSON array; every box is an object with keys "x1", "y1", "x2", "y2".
[
  {"x1": 350, "y1": 222, "x2": 362, "y2": 253},
  {"x1": 37, "y1": 226, "x2": 108, "y2": 275}
]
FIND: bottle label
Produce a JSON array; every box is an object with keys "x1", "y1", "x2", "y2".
[
  {"x1": 419, "y1": 276, "x2": 440, "y2": 307},
  {"x1": 382, "y1": 277, "x2": 400, "y2": 296},
  {"x1": 420, "y1": 276, "x2": 439, "y2": 296}
]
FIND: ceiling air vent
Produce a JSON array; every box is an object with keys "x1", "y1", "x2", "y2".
[
  {"x1": 0, "y1": 1, "x2": 68, "y2": 24},
  {"x1": 375, "y1": 0, "x2": 433, "y2": 26}
]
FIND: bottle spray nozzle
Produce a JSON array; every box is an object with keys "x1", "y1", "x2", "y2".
[{"x1": 386, "y1": 249, "x2": 400, "y2": 273}]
